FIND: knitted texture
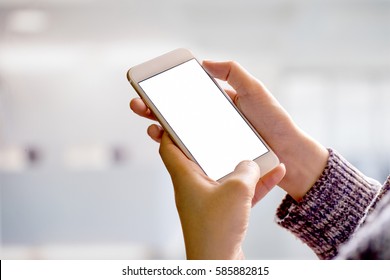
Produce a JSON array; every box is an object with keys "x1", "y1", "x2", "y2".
[
  {"x1": 275, "y1": 149, "x2": 382, "y2": 259},
  {"x1": 336, "y1": 177, "x2": 390, "y2": 259}
]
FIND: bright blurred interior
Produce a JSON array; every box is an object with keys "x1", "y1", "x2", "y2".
[{"x1": 0, "y1": 0, "x2": 389, "y2": 259}]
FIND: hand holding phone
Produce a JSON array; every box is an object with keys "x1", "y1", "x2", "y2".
[{"x1": 127, "y1": 48, "x2": 279, "y2": 181}]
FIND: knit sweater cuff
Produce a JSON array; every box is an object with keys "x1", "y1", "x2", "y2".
[{"x1": 276, "y1": 149, "x2": 381, "y2": 259}]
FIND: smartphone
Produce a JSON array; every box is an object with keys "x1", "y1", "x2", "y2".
[{"x1": 127, "y1": 48, "x2": 279, "y2": 181}]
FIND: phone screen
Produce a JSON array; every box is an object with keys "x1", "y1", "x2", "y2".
[{"x1": 139, "y1": 58, "x2": 268, "y2": 180}]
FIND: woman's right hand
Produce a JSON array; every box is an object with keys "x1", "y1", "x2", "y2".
[{"x1": 130, "y1": 60, "x2": 329, "y2": 201}]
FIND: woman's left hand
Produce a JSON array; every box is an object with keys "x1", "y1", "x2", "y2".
[{"x1": 157, "y1": 130, "x2": 285, "y2": 259}]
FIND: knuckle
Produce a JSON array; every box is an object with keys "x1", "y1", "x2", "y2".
[{"x1": 228, "y1": 60, "x2": 239, "y2": 67}]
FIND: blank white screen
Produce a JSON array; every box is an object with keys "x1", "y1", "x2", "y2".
[{"x1": 139, "y1": 59, "x2": 268, "y2": 180}]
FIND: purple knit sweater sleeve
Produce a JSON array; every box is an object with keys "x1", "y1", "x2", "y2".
[{"x1": 275, "y1": 149, "x2": 382, "y2": 259}]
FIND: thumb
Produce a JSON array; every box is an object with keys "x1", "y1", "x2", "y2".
[
  {"x1": 252, "y1": 163, "x2": 286, "y2": 207},
  {"x1": 222, "y1": 160, "x2": 261, "y2": 197},
  {"x1": 202, "y1": 60, "x2": 257, "y2": 96},
  {"x1": 232, "y1": 160, "x2": 261, "y2": 187}
]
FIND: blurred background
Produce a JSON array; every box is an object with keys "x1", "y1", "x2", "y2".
[{"x1": 0, "y1": 0, "x2": 389, "y2": 259}]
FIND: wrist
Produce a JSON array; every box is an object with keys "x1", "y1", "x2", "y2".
[
  {"x1": 278, "y1": 129, "x2": 329, "y2": 201},
  {"x1": 183, "y1": 224, "x2": 246, "y2": 260},
  {"x1": 185, "y1": 236, "x2": 245, "y2": 260},
  {"x1": 185, "y1": 245, "x2": 244, "y2": 260}
]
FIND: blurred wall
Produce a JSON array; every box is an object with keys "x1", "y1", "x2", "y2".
[{"x1": 0, "y1": 0, "x2": 389, "y2": 259}]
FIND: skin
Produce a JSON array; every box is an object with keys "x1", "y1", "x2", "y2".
[{"x1": 129, "y1": 60, "x2": 328, "y2": 259}]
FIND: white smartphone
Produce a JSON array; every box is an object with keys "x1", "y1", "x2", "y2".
[{"x1": 127, "y1": 48, "x2": 279, "y2": 181}]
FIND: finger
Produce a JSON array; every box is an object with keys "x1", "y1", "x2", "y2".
[
  {"x1": 159, "y1": 132, "x2": 186, "y2": 171},
  {"x1": 147, "y1": 124, "x2": 164, "y2": 143},
  {"x1": 252, "y1": 163, "x2": 286, "y2": 207},
  {"x1": 203, "y1": 60, "x2": 287, "y2": 143},
  {"x1": 232, "y1": 160, "x2": 261, "y2": 187},
  {"x1": 202, "y1": 60, "x2": 259, "y2": 96},
  {"x1": 129, "y1": 98, "x2": 157, "y2": 121},
  {"x1": 159, "y1": 132, "x2": 206, "y2": 185},
  {"x1": 221, "y1": 160, "x2": 261, "y2": 198},
  {"x1": 224, "y1": 88, "x2": 238, "y2": 104}
]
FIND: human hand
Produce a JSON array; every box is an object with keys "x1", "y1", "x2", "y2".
[
  {"x1": 200, "y1": 61, "x2": 328, "y2": 201},
  {"x1": 157, "y1": 131, "x2": 284, "y2": 259},
  {"x1": 130, "y1": 60, "x2": 328, "y2": 201}
]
